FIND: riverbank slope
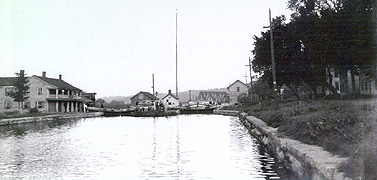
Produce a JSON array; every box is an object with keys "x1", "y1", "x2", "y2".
[{"x1": 220, "y1": 99, "x2": 377, "y2": 180}]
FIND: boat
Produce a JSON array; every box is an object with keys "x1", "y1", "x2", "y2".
[
  {"x1": 86, "y1": 107, "x2": 105, "y2": 112},
  {"x1": 102, "y1": 108, "x2": 135, "y2": 117},
  {"x1": 180, "y1": 106, "x2": 216, "y2": 114},
  {"x1": 129, "y1": 110, "x2": 179, "y2": 117}
]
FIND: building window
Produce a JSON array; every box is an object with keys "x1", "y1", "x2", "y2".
[
  {"x1": 237, "y1": 87, "x2": 240, "y2": 92},
  {"x1": 38, "y1": 88, "x2": 43, "y2": 95},
  {"x1": 36, "y1": 101, "x2": 44, "y2": 109},
  {"x1": 4, "y1": 100, "x2": 12, "y2": 109},
  {"x1": 335, "y1": 82, "x2": 340, "y2": 90},
  {"x1": 5, "y1": 87, "x2": 12, "y2": 96}
]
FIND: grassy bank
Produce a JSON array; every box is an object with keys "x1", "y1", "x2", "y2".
[{"x1": 226, "y1": 99, "x2": 377, "y2": 179}]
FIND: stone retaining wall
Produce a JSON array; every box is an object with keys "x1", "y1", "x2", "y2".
[
  {"x1": 215, "y1": 109, "x2": 352, "y2": 180},
  {"x1": 0, "y1": 112, "x2": 103, "y2": 126}
]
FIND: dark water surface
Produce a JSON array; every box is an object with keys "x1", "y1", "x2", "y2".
[{"x1": 0, "y1": 114, "x2": 296, "y2": 179}]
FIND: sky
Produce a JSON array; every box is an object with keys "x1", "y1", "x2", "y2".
[{"x1": 0, "y1": 0, "x2": 292, "y2": 98}]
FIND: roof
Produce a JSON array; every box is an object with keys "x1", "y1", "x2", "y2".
[
  {"x1": 34, "y1": 76, "x2": 82, "y2": 91},
  {"x1": 162, "y1": 92, "x2": 179, "y2": 100},
  {"x1": 0, "y1": 77, "x2": 18, "y2": 86},
  {"x1": 131, "y1": 91, "x2": 156, "y2": 100},
  {"x1": 227, "y1": 80, "x2": 248, "y2": 89},
  {"x1": 198, "y1": 91, "x2": 228, "y2": 94}
]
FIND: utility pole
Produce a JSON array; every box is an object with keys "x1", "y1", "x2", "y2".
[
  {"x1": 245, "y1": 56, "x2": 253, "y2": 87},
  {"x1": 243, "y1": 71, "x2": 248, "y2": 86},
  {"x1": 175, "y1": 9, "x2": 178, "y2": 98},
  {"x1": 264, "y1": 8, "x2": 279, "y2": 109}
]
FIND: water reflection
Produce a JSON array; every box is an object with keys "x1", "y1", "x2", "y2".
[{"x1": 0, "y1": 115, "x2": 294, "y2": 179}]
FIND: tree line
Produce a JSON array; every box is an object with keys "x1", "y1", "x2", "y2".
[{"x1": 252, "y1": 0, "x2": 376, "y2": 99}]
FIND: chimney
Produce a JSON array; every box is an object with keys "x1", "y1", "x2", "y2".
[
  {"x1": 59, "y1": 75, "x2": 62, "y2": 80},
  {"x1": 168, "y1": 90, "x2": 171, "y2": 94},
  {"x1": 20, "y1": 70, "x2": 25, "y2": 77},
  {"x1": 42, "y1": 71, "x2": 46, "y2": 77}
]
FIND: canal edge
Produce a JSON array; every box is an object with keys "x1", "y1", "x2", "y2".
[
  {"x1": 214, "y1": 109, "x2": 352, "y2": 180},
  {"x1": 0, "y1": 112, "x2": 103, "y2": 126}
]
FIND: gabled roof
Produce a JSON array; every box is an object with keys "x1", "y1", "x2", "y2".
[
  {"x1": 0, "y1": 77, "x2": 18, "y2": 86},
  {"x1": 162, "y1": 92, "x2": 179, "y2": 100},
  {"x1": 34, "y1": 76, "x2": 81, "y2": 91},
  {"x1": 227, "y1": 80, "x2": 248, "y2": 89},
  {"x1": 131, "y1": 91, "x2": 156, "y2": 100}
]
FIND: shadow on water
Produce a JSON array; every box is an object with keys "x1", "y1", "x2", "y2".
[{"x1": 0, "y1": 118, "x2": 83, "y2": 137}]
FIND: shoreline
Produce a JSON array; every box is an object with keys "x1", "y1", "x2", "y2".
[
  {"x1": 0, "y1": 112, "x2": 103, "y2": 126},
  {"x1": 214, "y1": 109, "x2": 352, "y2": 180}
]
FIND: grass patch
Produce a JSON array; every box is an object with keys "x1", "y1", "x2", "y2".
[{"x1": 226, "y1": 99, "x2": 377, "y2": 179}]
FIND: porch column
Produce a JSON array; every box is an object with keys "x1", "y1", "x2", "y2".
[
  {"x1": 75, "y1": 102, "x2": 78, "y2": 112},
  {"x1": 70, "y1": 102, "x2": 74, "y2": 112},
  {"x1": 56, "y1": 102, "x2": 59, "y2": 112}
]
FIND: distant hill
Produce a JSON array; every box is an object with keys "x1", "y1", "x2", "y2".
[{"x1": 99, "y1": 87, "x2": 227, "y2": 104}]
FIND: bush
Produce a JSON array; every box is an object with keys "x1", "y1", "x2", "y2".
[{"x1": 29, "y1": 107, "x2": 39, "y2": 114}]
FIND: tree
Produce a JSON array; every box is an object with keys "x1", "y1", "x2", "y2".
[
  {"x1": 7, "y1": 71, "x2": 29, "y2": 111},
  {"x1": 252, "y1": 0, "x2": 376, "y2": 97}
]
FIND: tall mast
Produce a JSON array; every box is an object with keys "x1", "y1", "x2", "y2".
[
  {"x1": 175, "y1": 9, "x2": 178, "y2": 98},
  {"x1": 152, "y1": 73, "x2": 155, "y2": 100}
]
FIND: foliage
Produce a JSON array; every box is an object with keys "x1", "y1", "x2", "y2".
[
  {"x1": 29, "y1": 107, "x2": 39, "y2": 114},
  {"x1": 7, "y1": 71, "x2": 30, "y2": 109},
  {"x1": 250, "y1": 79, "x2": 275, "y2": 101},
  {"x1": 252, "y1": 0, "x2": 376, "y2": 97}
]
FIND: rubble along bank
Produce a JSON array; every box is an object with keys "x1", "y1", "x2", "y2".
[
  {"x1": 215, "y1": 109, "x2": 352, "y2": 180},
  {"x1": 0, "y1": 112, "x2": 103, "y2": 126}
]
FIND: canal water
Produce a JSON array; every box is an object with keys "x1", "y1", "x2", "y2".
[{"x1": 0, "y1": 114, "x2": 296, "y2": 179}]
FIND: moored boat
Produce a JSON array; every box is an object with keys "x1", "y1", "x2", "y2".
[{"x1": 180, "y1": 107, "x2": 216, "y2": 114}]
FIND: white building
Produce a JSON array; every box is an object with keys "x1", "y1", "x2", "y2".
[
  {"x1": 0, "y1": 71, "x2": 86, "y2": 113},
  {"x1": 227, "y1": 80, "x2": 249, "y2": 104},
  {"x1": 162, "y1": 90, "x2": 180, "y2": 109}
]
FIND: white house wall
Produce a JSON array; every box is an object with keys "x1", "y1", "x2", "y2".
[
  {"x1": 28, "y1": 76, "x2": 57, "y2": 112},
  {"x1": 228, "y1": 81, "x2": 248, "y2": 104},
  {"x1": 162, "y1": 95, "x2": 180, "y2": 108}
]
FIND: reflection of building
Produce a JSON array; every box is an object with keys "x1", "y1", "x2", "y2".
[
  {"x1": 162, "y1": 90, "x2": 179, "y2": 108},
  {"x1": 227, "y1": 80, "x2": 248, "y2": 104},
  {"x1": 130, "y1": 91, "x2": 156, "y2": 106},
  {"x1": 197, "y1": 91, "x2": 229, "y2": 104},
  {"x1": 0, "y1": 71, "x2": 91, "y2": 113}
]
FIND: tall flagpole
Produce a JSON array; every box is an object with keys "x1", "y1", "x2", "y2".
[{"x1": 176, "y1": 9, "x2": 178, "y2": 98}]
